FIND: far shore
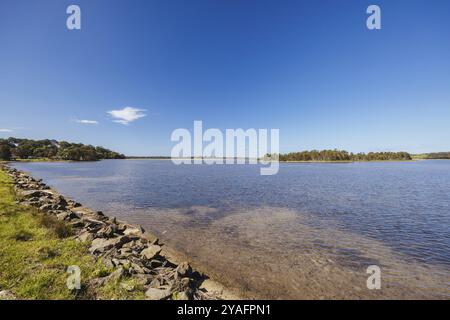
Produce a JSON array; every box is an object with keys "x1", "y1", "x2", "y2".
[{"x1": 6, "y1": 158, "x2": 449, "y2": 164}]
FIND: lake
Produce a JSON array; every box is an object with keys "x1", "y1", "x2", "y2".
[{"x1": 13, "y1": 160, "x2": 450, "y2": 299}]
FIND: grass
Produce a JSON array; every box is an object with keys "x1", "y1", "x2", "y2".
[{"x1": 0, "y1": 168, "x2": 145, "y2": 300}]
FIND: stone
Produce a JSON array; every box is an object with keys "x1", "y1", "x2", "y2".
[
  {"x1": 174, "y1": 291, "x2": 191, "y2": 300},
  {"x1": 82, "y1": 217, "x2": 105, "y2": 228},
  {"x1": 89, "y1": 236, "x2": 131, "y2": 254},
  {"x1": 54, "y1": 195, "x2": 67, "y2": 207},
  {"x1": 142, "y1": 232, "x2": 159, "y2": 244},
  {"x1": 149, "y1": 259, "x2": 164, "y2": 268},
  {"x1": 89, "y1": 238, "x2": 115, "y2": 254},
  {"x1": 145, "y1": 288, "x2": 171, "y2": 300},
  {"x1": 98, "y1": 225, "x2": 117, "y2": 238},
  {"x1": 121, "y1": 240, "x2": 136, "y2": 249},
  {"x1": 123, "y1": 225, "x2": 145, "y2": 237},
  {"x1": 118, "y1": 248, "x2": 132, "y2": 258},
  {"x1": 130, "y1": 263, "x2": 146, "y2": 274},
  {"x1": 39, "y1": 203, "x2": 54, "y2": 211},
  {"x1": 89, "y1": 236, "x2": 130, "y2": 253},
  {"x1": 140, "y1": 245, "x2": 162, "y2": 260},
  {"x1": 56, "y1": 212, "x2": 69, "y2": 221},
  {"x1": 176, "y1": 262, "x2": 192, "y2": 278},
  {"x1": 0, "y1": 290, "x2": 15, "y2": 300},
  {"x1": 68, "y1": 211, "x2": 82, "y2": 220},
  {"x1": 20, "y1": 190, "x2": 53, "y2": 198},
  {"x1": 120, "y1": 282, "x2": 135, "y2": 292},
  {"x1": 134, "y1": 274, "x2": 151, "y2": 286},
  {"x1": 78, "y1": 231, "x2": 94, "y2": 243},
  {"x1": 108, "y1": 267, "x2": 124, "y2": 282},
  {"x1": 101, "y1": 258, "x2": 115, "y2": 269},
  {"x1": 68, "y1": 200, "x2": 82, "y2": 208},
  {"x1": 68, "y1": 220, "x2": 85, "y2": 229},
  {"x1": 199, "y1": 279, "x2": 226, "y2": 296}
]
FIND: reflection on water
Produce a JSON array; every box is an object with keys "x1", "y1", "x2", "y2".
[{"x1": 13, "y1": 160, "x2": 450, "y2": 299}]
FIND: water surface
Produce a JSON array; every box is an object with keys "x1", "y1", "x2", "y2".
[{"x1": 13, "y1": 160, "x2": 450, "y2": 299}]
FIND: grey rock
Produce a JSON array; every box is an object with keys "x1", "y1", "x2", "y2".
[
  {"x1": 89, "y1": 236, "x2": 132, "y2": 254},
  {"x1": 78, "y1": 231, "x2": 94, "y2": 243},
  {"x1": 56, "y1": 212, "x2": 69, "y2": 221},
  {"x1": 176, "y1": 262, "x2": 192, "y2": 278},
  {"x1": 20, "y1": 190, "x2": 54, "y2": 198},
  {"x1": 140, "y1": 245, "x2": 162, "y2": 260},
  {"x1": 123, "y1": 225, "x2": 145, "y2": 237},
  {"x1": 98, "y1": 225, "x2": 117, "y2": 238},
  {"x1": 39, "y1": 203, "x2": 54, "y2": 211},
  {"x1": 68, "y1": 220, "x2": 85, "y2": 229},
  {"x1": 68, "y1": 211, "x2": 82, "y2": 220},
  {"x1": 145, "y1": 288, "x2": 171, "y2": 300},
  {"x1": 0, "y1": 290, "x2": 15, "y2": 300}
]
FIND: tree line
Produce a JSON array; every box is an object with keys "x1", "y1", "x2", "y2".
[
  {"x1": 420, "y1": 152, "x2": 450, "y2": 160},
  {"x1": 0, "y1": 138, "x2": 125, "y2": 161},
  {"x1": 268, "y1": 150, "x2": 412, "y2": 162}
]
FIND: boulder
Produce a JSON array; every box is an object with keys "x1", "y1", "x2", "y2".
[
  {"x1": 68, "y1": 211, "x2": 82, "y2": 220},
  {"x1": 89, "y1": 236, "x2": 131, "y2": 254},
  {"x1": 0, "y1": 290, "x2": 15, "y2": 300},
  {"x1": 68, "y1": 220, "x2": 85, "y2": 229},
  {"x1": 20, "y1": 190, "x2": 53, "y2": 198},
  {"x1": 140, "y1": 245, "x2": 162, "y2": 260},
  {"x1": 176, "y1": 262, "x2": 192, "y2": 278},
  {"x1": 78, "y1": 231, "x2": 94, "y2": 243},
  {"x1": 39, "y1": 203, "x2": 54, "y2": 212},
  {"x1": 97, "y1": 225, "x2": 117, "y2": 238},
  {"x1": 145, "y1": 288, "x2": 171, "y2": 300},
  {"x1": 56, "y1": 212, "x2": 69, "y2": 221},
  {"x1": 123, "y1": 225, "x2": 145, "y2": 237},
  {"x1": 82, "y1": 217, "x2": 105, "y2": 228}
]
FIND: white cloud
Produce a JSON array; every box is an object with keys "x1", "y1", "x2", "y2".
[
  {"x1": 108, "y1": 107, "x2": 146, "y2": 125},
  {"x1": 76, "y1": 119, "x2": 99, "y2": 125},
  {"x1": 0, "y1": 129, "x2": 12, "y2": 132}
]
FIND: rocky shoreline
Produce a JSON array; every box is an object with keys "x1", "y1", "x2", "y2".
[{"x1": 0, "y1": 164, "x2": 233, "y2": 300}]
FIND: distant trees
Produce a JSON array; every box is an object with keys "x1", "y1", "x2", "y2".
[
  {"x1": 0, "y1": 137, "x2": 125, "y2": 161},
  {"x1": 422, "y1": 152, "x2": 450, "y2": 159},
  {"x1": 272, "y1": 150, "x2": 412, "y2": 162},
  {"x1": 0, "y1": 144, "x2": 12, "y2": 161}
]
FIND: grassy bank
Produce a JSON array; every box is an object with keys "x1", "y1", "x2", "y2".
[{"x1": 0, "y1": 169, "x2": 144, "y2": 300}]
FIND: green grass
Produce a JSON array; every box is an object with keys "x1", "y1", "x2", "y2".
[{"x1": 0, "y1": 169, "x2": 145, "y2": 300}]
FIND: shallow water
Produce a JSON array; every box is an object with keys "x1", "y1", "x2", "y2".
[{"x1": 13, "y1": 160, "x2": 450, "y2": 299}]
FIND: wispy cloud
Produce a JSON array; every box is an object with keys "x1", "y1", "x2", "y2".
[
  {"x1": 0, "y1": 129, "x2": 13, "y2": 132},
  {"x1": 108, "y1": 107, "x2": 146, "y2": 125},
  {"x1": 76, "y1": 119, "x2": 99, "y2": 125}
]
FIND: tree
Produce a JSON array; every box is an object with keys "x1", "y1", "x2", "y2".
[
  {"x1": 275, "y1": 150, "x2": 412, "y2": 162},
  {"x1": 3, "y1": 137, "x2": 124, "y2": 161},
  {"x1": 0, "y1": 144, "x2": 12, "y2": 160}
]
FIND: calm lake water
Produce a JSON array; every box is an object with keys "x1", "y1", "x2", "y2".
[{"x1": 13, "y1": 160, "x2": 450, "y2": 299}]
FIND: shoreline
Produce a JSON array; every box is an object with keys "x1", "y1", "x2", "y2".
[
  {"x1": 6, "y1": 158, "x2": 449, "y2": 165},
  {"x1": 0, "y1": 163, "x2": 239, "y2": 300}
]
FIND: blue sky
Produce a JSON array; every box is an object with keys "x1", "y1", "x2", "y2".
[{"x1": 1, "y1": 0, "x2": 449, "y2": 155}]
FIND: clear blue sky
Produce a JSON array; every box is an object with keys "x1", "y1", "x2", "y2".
[{"x1": 1, "y1": 0, "x2": 449, "y2": 155}]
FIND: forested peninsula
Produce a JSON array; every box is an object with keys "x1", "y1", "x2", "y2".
[
  {"x1": 0, "y1": 138, "x2": 125, "y2": 161},
  {"x1": 273, "y1": 150, "x2": 412, "y2": 162}
]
